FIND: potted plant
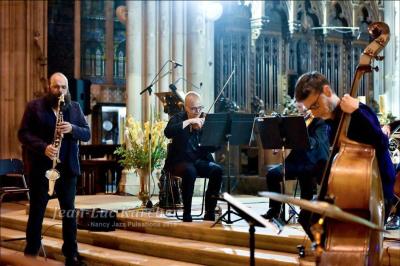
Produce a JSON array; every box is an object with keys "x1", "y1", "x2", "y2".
[{"x1": 115, "y1": 115, "x2": 168, "y2": 204}]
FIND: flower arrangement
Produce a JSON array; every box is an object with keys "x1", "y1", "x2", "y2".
[
  {"x1": 114, "y1": 115, "x2": 168, "y2": 171},
  {"x1": 378, "y1": 112, "x2": 397, "y2": 126},
  {"x1": 282, "y1": 94, "x2": 301, "y2": 115}
]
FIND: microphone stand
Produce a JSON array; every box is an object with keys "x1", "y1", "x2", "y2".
[
  {"x1": 172, "y1": 77, "x2": 202, "y2": 91},
  {"x1": 139, "y1": 60, "x2": 175, "y2": 209}
]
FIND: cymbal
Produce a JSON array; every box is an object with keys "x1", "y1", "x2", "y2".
[{"x1": 258, "y1": 191, "x2": 385, "y2": 231}]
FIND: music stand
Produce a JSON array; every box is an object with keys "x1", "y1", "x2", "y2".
[
  {"x1": 155, "y1": 91, "x2": 184, "y2": 116},
  {"x1": 217, "y1": 192, "x2": 279, "y2": 266},
  {"x1": 256, "y1": 115, "x2": 308, "y2": 223},
  {"x1": 201, "y1": 113, "x2": 255, "y2": 224}
]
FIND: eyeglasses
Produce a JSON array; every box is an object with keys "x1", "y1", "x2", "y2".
[
  {"x1": 51, "y1": 85, "x2": 67, "y2": 90},
  {"x1": 307, "y1": 92, "x2": 321, "y2": 110},
  {"x1": 190, "y1": 106, "x2": 204, "y2": 112}
]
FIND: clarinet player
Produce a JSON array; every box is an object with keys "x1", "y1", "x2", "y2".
[{"x1": 18, "y1": 72, "x2": 90, "y2": 265}]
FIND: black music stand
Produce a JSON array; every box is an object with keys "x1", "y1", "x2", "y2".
[
  {"x1": 200, "y1": 113, "x2": 255, "y2": 224},
  {"x1": 256, "y1": 115, "x2": 308, "y2": 223},
  {"x1": 217, "y1": 192, "x2": 278, "y2": 266}
]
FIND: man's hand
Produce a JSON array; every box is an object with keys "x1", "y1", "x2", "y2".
[
  {"x1": 45, "y1": 144, "x2": 58, "y2": 160},
  {"x1": 340, "y1": 94, "x2": 359, "y2": 114},
  {"x1": 57, "y1": 121, "x2": 72, "y2": 134},
  {"x1": 183, "y1": 117, "x2": 205, "y2": 129},
  {"x1": 190, "y1": 117, "x2": 205, "y2": 128}
]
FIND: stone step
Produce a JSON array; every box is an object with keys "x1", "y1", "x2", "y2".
[
  {"x1": 1, "y1": 228, "x2": 200, "y2": 266},
  {"x1": 1, "y1": 209, "x2": 314, "y2": 266},
  {"x1": 43, "y1": 203, "x2": 313, "y2": 255},
  {"x1": 0, "y1": 246, "x2": 62, "y2": 265}
]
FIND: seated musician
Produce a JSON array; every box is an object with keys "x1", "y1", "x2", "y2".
[
  {"x1": 263, "y1": 102, "x2": 330, "y2": 220},
  {"x1": 382, "y1": 119, "x2": 400, "y2": 230},
  {"x1": 164, "y1": 91, "x2": 223, "y2": 222},
  {"x1": 294, "y1": 71, "x2": 395, "y2": 236}
]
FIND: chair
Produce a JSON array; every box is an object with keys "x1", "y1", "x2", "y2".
[
  {"x1": 283, "y1": 179, "x2": 300, "y2": 224},
  {"x1": 0, "y1": 158, "x2": 46, "y2": 258},
  {"x1": 0, "y1": 158, "x2": 29, "y2": 202},
  {"x1": 163, "y1": 170, "x2": 207, "y2": 220},
  {"x1": 388, "y1": 171, "x2": 400, "y2": 218}
]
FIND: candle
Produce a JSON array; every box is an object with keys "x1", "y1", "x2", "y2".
[{"x1": 379, "y1": 95, "x2": 385, "y2": 114}]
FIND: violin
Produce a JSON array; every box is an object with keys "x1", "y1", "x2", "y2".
[
  {"x1": 304, "y1": 111, "x2": 314, "y2": 127},
  {"x1": 190, "y1": 112, "x2": 205, "y2": 132},
  {"x1": 189, "y1": 68, "x2": 236, "y2": 132}
]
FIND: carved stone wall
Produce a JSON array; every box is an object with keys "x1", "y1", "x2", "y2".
[
  {"x1": 0, "y1": 1, "x2": 47, "y2": 159},
  {"x1": 214, "y1": 0, "x2": 383, "y2": 114}
]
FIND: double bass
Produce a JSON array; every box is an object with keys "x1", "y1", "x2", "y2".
[{"x1": 315, "y1": 22, "x2": 390, "y2": 265}]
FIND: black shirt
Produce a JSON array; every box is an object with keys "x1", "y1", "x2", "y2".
[{"x1": 164, "y1": 111, "x2": 216, "y2": 168}]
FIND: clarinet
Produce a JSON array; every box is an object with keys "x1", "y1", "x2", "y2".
[{"x1": 45, "y1": 94, "x2": 65, "y2": 196}]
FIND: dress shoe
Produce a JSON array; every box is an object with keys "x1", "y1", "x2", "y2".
[
  {"x1": 203, "y1": 211, "x2": 215, "y2": 221},
  {"x1": 386, "y1": 215, "x2": 400, "y2": 230},
  {"x1": 182, "y1": 213, "x2": 192, "y2": 222},
  {"x1": 65, "y1": 255, "x2": 86, "y2": 266},
  {"x1": 261, "y1": 208, "x2": 280, "y2": 220}
]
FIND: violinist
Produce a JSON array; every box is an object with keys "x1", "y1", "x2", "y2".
[
  {"x1": 164, "y1": 91, "x2": 223, "y2": 222},
  {"x1": 294, "y1": 71, "x2": 395, "y2": 234},
  {"x1": 263, "y1": 102, "x2": 330, "y2": 221}
]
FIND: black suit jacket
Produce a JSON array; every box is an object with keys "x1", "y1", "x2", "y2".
[
  {"x1": 286, "y1": 117, "x2": 330, "y2": 178},
  {"x1": 164, "y1": 111, "x2": 217, "y2": 169},
  {"x1": 18, "y1": 97, "x2": 90, "y2": 176}
]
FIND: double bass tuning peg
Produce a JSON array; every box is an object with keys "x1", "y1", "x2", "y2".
[
  {"x1": 372, "y1": 66, "x2": 380, "y2": 72},
  {"x1": 375, "y1": 55, "x2": 385, "y2": 61}
]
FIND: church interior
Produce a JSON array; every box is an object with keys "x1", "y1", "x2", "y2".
[{"x1": 1, "y1": 1, "x2": 400, "y2": 265}]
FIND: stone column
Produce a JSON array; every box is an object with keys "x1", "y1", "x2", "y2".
[
  {"x1": 126, "y1": 1, "x2": 143, "y2": 121},
  {"x1": 0, "y1": 1, "x2": 47, "y2": 158},
  {"x1": 119, "y1": 0, "x2": 144, "y2": 195},
  {"x1": 143, "y1": 0, "x2": 157, "y2": 122},
  {"x1": 105, "y1": 0, "x2": 114, "y2": 84},
  {"x1": 158, "y1": 1, "x2": 171, "y2": 120},
  {"x1": 186, "y1": 1, "x2": 213, "y2": 109},
  {"x1": 171, "y1": 1, "x2": 185, "y2": 91},
  {"x1": 384, "y1": 1, "x2": 400, "y2": 117}
]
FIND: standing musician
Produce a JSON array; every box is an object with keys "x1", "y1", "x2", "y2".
[
  {"x1": 164, "y1": 91, "x2": 223, "y2": 222},
  {"x1": 263, "y1": 102, "x2": 330, "y2": 221},
  {"x1": 18, "y1": 72, "x2": 90, "y2": 265},
  {"x1": 294, "y1": 71, "x2": 395, "y2": 235}
]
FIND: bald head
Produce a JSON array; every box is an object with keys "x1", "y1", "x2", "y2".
[
  {"x1": 184, "y1": 91, "x2": 201, "y2": 105},
  {"x1": 184, "y1": 91, "x2": 203, "y2": 118},
  {"x1": 47, "y1": 72, "x2": 71, "y2": 107},
  {"x1": 49, "y1": 72, "x2": 69, "y2": 90}
]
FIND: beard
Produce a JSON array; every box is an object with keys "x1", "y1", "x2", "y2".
[{"x1": 44, "y1": 91, "x2": 72, "y2": 109}]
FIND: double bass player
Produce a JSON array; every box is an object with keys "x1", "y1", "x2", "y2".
[{"x1": 295, "y1": 71, "x2": 395, "y2": 237}]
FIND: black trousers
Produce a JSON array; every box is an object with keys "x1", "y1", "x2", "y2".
[
  {"x1": 169, "y1": 159, "x2": 223, "y2": 214},
  {"x1": 266, "y1": 163, "x2": 317, "y2": 211},
  {"x1": 24, "y1": 166, "x2": 78, "y2": 259}
]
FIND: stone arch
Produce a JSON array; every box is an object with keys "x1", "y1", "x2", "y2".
[
  {"x1": 114, "y1": 40, "x2": 126, "y2": 79},
  {"x1": 264, "y1": 1, "x2": 290, "y2": 35},
  {"x1": 295, "y1": 0, "x2": 321, "y2": 33},
  {"x1": 82, "y1": 40, "x2": 104, "y2": 78},
  {"x1": 328, "y1": 2, "x2": 349, "y2": 27}
]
